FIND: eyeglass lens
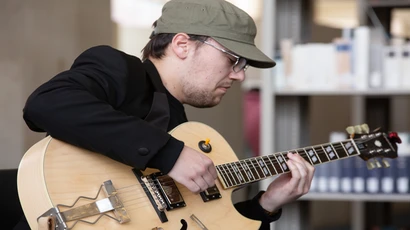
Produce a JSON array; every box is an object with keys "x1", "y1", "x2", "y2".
[{"x1": 233, "y1": 58, "x2": 248, "y2": 72}]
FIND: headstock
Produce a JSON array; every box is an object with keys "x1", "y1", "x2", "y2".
[{"x1": 346, "y1": 124, "x2": 401, "y2": 170}]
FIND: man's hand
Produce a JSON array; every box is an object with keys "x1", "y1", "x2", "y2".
[
  {"x1": 259, "y1": 152, "x2": 315, "y2": 212},
  {"x1": 168, "y1": 146, "x2": 218, "y2": 193}
]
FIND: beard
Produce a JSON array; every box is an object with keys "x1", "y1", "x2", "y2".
[{"x1": 182, "y1": 83, "x2": 222, "y2": 108}]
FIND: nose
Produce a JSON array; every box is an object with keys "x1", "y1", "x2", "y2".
[{"x1": 229, "y1": 69, "x2": 245, "y2": 82}]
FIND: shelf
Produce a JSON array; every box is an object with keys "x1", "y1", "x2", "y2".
[
  {"x1": 300, "y1": 192, "x2": 410, "y2": 202},
  {"x1": 368, "y1": 0, "x2": 410, "y2": 7},
  {"x1": 274, "y1": 89, "x2": 410, "y2": 96}
]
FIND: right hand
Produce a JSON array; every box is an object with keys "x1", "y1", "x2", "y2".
[{"x1": 168, "y1": 146, "x2": 217, "y2": 193}]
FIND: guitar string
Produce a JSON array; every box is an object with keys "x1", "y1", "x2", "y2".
[
  {"x1": 91, "y1": 141, "x2": 358, "y2": 207},
  {"x1": 226, "y1": 145, "x2": 350, "y2": 181},
  {"x1": 218, "y1": 142, "x2": 356, "y2": 187},
  {"x1": 118, "y1": 148, "x2": 349, "y2": 208},
  {"x1": 123, "y1": 143, "x2": 351, "y2": 194},
  {"x1": 117, "y1": 190, "x2": 198, "y2": 211},
  {"x1": 226, "y1": 141, "x2": 352, "y2": 173},
  {"x1": 112, "y1": 179, "x2": 200, "y2": 208},
  {"x1": 59, "y1": 134, "x2": 373, "y2": 213}
]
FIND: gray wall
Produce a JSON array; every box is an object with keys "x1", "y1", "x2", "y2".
[
  {"x1": 0, "y1": 0, "x2": 245, "y2": 169},
  {"x1": 1, "y1": 0, "x2": 113, "y2": 169}
]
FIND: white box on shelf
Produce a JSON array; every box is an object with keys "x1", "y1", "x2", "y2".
[
  {"x1": 353, "y1": 26, "x2": 370, "y2": 90},
  {"x1": 383, "y1": 45, "x2": 401, "y2": 89},
  {"x1": 400, "y1": 44, "x2": 410, "y2": 89}
]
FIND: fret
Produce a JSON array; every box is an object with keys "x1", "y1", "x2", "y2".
[
  {"x1": 234, "y1": 161, "x2": 250, "y2": 183},
  {"x1": 314, "y1": 146, "x2": 330, "y2": 163},
  {"x1": 332, "y1": 142, "x2": 348, "y2": 158},
  {"x1": 291, "y1": 149, "x2": 313, "y2": 165},
  {"x1": 296, "y1": 149, "x2": 314, "y2": 165},
  {"x1": 226, "y1": 163, "x2": 241, "y2": 185},
  {"x1": 249, "y1": 158, "x2": 262, "y2": 179},
  {"x1": 303, "y1": 147, "x2": 321, "y2": 165},
  {"x1": 267, "y1": 155, "x2": 283, "y2": 174},
  {"x1": 225, "y1": 163, "x2": 241, "y2": 186},
  {"x1": 282, "y1": 152, "x2": 291, "y2": 172},
  {"x1": 221, "y1": 164, "x2": 234, "y2": 187},
  {"x1": 216, "y1": 165, "x2": 230, "y2": 187},
  {"x1": 272, "y1": 154, "x2": 284, "y2": 172},
  {"x1": 278, "y1": 152, "x2": 290, "y2": 172},
  {"x1": 321, "y1": 144, "x2": 337, "y2": 161},
  {"x1": 256, "y1": 156, "x2": 272, "y2": 177},
  {"x1": 263, "y1": 155, "x2": 278, "y2": 175},
  {"x1": 302, "y1": 148, "x2": 314, "y2": 165},
  {"x1": 245, "y1": 159, "x2": 260, "y2": 180},
  {"x1": 329, "y1": 143, "x2": 341, "y2": 159},
  {"x1": 239, "y1": 160, "x2": 255, "y2": 181},
  {"x1": 343, "y1": 140, "x2": 358, "y2": 156}
]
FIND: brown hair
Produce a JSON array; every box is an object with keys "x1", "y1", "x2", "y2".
[{"x1": 141, "y1": 21, "x2": 209, "y2": 61}]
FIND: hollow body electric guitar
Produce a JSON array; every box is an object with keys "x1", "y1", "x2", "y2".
[{"x1": 17, "y1": 122, "x2": 401, "y2": 230}]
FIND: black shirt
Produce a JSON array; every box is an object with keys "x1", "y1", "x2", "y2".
[{"x1": 21, "y1": 45, "x2": 281, "y2": 229}]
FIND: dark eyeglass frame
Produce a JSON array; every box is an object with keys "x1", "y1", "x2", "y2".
[{"x1": 200, "y1": 40, "x2": 249, "y2": 72}]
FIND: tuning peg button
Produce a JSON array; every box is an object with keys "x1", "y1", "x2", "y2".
[
  {"x1": 361, "y1": 124, "x2": 370, "y2": 133},
  {"x1": 382, "y1": 159, "x2": 390, "y2": 168},
  {"x1": 346, "y1": 126, "x2": 354, "y2": 135},
  {"x1": 366, "y1": 161, "x2": 375, "y2": 170},
  {"x1": 354, "y1": 125, "x2": 363, "y2": 134},
  {"x1": 375, "y1": 160, "x2": 382, "y2": 168}
]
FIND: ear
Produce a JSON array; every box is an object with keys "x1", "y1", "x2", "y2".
[{"x1": 170, "y1": 33, "x2": 192, "y2": 59}]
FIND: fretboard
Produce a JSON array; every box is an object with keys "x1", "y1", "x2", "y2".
[{"x1": 215, "y1": 139, "x2": 360, "y2": 189}]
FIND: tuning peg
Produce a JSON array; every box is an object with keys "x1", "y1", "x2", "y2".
[
  {"x1": 354, "y1": 125, "x2": 363, "y2": 134},
  {"x1": 360, "y1": 124, "x2": 369, "y2": 134},
  {"x1": 374, "y1": 159, "x2": 382, "y2": 168},
  {"x1": 382, "y1": 159, "x2": 390, "y2": 168},
  {"x1": 366, "y1": 161, "x2": 375, "y2": 170},
  {"x1": 346, "y1": 126, "x2": 355, "y2": 135}
]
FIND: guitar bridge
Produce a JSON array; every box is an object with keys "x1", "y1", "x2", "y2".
[
  {"x1": 38, "y1": 180, "x2": 130, "y2": 229},
  {"x1": 134, "y1": 170, "x2": 186, "y2": 223}
]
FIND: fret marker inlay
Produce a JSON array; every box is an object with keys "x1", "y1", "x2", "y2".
[
  {"x1": 233, "y1": 164, "x2": 244, "y2": 182},
  {"x1": 308, "y1": 149, "x2": 318, "y2": 163},
  {"x1": 326, "y1": 146, "x2": 336, "y2": 159},
  {"x1": 258, "y1": 159, "x2": 270, "y2": 176},
  {"x1": 344, "y1": 142, "x2": 355, "y2": 155}
]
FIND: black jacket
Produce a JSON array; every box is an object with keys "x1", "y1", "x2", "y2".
[{"x1": 22, "y1": 45, "x2": 281, "y2": 229}]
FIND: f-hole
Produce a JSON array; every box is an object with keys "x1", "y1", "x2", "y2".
[{"x1": 180, "y1": 219, "x2": 188, "y2": 230}]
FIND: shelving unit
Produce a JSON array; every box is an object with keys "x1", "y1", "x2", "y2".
[
  {"x1": 258, "y1": 0, "x2": 410, "y2": 229},
  {"x1": 301, "y1": 193, "x2": 410, "y2": 202},
  {"x1": 274, "y1": 89, "x2": 410, "y2": 96}
]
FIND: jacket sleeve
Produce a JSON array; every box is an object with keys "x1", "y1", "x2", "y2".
[
  {"x1": 234, "y1": 191, "x2": 282, "y2": 229},
  {"x1": 22, "y1": 45, "x2": 183, "y2": 173}
]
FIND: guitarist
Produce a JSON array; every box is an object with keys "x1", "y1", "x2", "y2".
[{"x1": 19, "y1": 0, "x2": 315, "y2": 229}]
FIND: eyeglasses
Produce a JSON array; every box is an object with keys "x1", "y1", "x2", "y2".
[{"x1": 200, "y1": 40, "x2": 249, "y2": 72}]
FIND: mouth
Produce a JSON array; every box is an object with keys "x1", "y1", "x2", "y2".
[
  {"x1": 218, "y1": 83, "x2": 232, "y2": 89},
  {"x1": 217, "y1": 86, "x2": 230, "y2": 93}
]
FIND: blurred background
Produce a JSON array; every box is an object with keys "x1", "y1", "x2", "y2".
[{"x1": 1, "y1": 0, "x2": 410, "y2": 229}]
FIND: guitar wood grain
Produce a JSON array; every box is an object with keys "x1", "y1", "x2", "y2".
[{"x1": 18, "y1": 121, "x2": 260, "y2": 230}]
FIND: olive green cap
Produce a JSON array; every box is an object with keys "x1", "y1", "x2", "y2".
[{"x1": 152, "y1": 0, "x2": 276, "y2": 68}]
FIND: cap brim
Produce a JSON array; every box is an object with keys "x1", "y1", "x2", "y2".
[{"x1": 213, "y1": 37, "x2": 276, "y2": 68}]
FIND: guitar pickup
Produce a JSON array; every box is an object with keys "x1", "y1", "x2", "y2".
[
  {"x1": 200, "y1": 185, "x2": 221, "y2": 202},
  {"x1": 150, "y1": 172, "x2": 186, "y2": 211}
]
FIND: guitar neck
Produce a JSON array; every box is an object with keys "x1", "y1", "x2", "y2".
[{"x1": 215, "y1": 139, "x2": 360, "y2": 189}]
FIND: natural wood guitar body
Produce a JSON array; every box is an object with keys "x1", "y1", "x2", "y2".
[{"x1": 17, "y1": 121, "x2": 261, "y2": 230}]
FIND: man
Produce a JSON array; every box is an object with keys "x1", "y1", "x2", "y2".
[{"x1": 20, "y1": 0, "x2": 315, "y2": 229}]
